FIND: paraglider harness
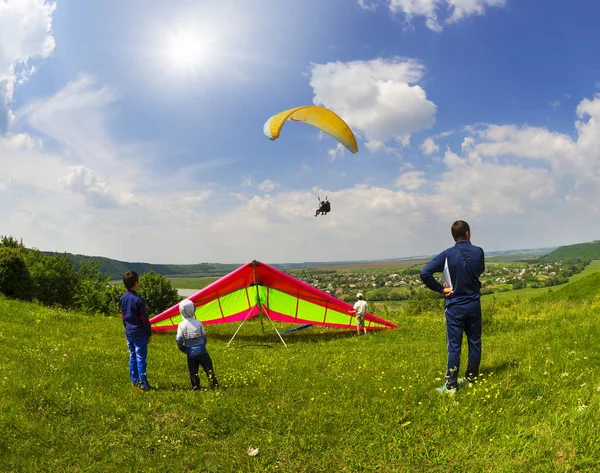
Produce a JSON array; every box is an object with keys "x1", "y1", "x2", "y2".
[{"x1": 315, "y1": 196, "x2": 331, "y2": 217}]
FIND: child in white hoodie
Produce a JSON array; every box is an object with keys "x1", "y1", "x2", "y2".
[{"x1": 176, "y1": 299, "x2": 219, "y2": 390}]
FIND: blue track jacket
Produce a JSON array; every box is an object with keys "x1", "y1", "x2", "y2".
[
  {"x1": 120, "y1": 289, "x2": 151, "y2": 338},
  {"x1": 420, "y1": 240, "x2": 485, "y2": 307}
]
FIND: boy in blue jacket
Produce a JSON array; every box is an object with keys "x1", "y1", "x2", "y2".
[
  {"x1": 176, "y1": 299, "x2": 219, "y2": 390},
  {"x1": 420, "y1": 220, "x2": 485, "y2": 393},
  {"x1": 120, "y1": 271, "x2": 153, "y2": 391}
]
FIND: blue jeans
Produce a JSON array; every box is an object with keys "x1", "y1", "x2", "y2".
[
  {"x1": 126, "y1": 336, "x2": 149, "y2": 385},
  {"x1": 444, "y1": 300, "x2": 482, "y2": 388}
]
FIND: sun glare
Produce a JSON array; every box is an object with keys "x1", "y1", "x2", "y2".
[{"x1": 163, "y1": 29, "x2": 213, "y2": 74}]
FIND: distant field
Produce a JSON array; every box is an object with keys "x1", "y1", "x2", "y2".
[
  {"x1": 167, "y1": 277, "x2": 218, "y2": 290},
  {"x1": 313, "y1": 259, "x2": 429, "y2": 271},
  {"x1": 482, "y1": 260, "x2": 600, "y2": 302}
]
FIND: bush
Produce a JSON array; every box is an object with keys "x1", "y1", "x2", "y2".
[
  {"x1": 73, "y1": 261, "x2": 113, "y2": 315},
  {"x1": 25, "y1": 251, "x2": 78, "y2": 307},
  {"x1": 0, "y1": 247, "x2": 33, "y2": 300},
  {"x1": 405, "y1": 288, "x2": 444, "y2": 315},
  {"x1": 138, "y1": 271, "x2": 180, "y2": 316}
]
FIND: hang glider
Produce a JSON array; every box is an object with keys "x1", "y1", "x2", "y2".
[{"x1": 150, "y1": 260, "x2": 398, "y2": 333}]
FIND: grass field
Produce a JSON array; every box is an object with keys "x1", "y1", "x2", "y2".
[
  {"x1": 167, "y1": 277, "x2": 219, "y2": 290},
  {"x1": 3, "y1": 269, "x2": 600, "y2": 471}
]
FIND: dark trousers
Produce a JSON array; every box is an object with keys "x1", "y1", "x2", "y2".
[
  {"x1": 187, "y1": 353, "x2": 219, "y2": 389},
  {"x1": 444, "y1": 300, "x2": 482, "y2": 388}
]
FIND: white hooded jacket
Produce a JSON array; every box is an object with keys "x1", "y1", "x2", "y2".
[{"x1": 176, "y1": 300, "x2": 207, "y2": 356}]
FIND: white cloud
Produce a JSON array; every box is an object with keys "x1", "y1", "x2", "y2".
[
  {"x1": 298, "y1": 161, "x2": 312, "y2": 173},
  {"x1": 421, "y1": 137, "x2": 440, "y2": 155},
  {"x1": 0, "y1": 0, "x2": 55, "y2": 128},
  {"x1": 328, "y1": 142, "x2": 345, "y2": 161},
  {"x1": 395, "y1": 171, "x2": 427, "y2": 190},
  {"x1": 359, "y1": 0, "x2": 506, "y2": 31},
  {"x1": 241, "y1": 176, "x2": 252, "y2": 187},
  {"x1": 1, "y1": 132, "x2": 41, "y2": 150},
  {"x1": 258, "y1": 179, "x2": 279, "y2": 193},
  {"x1": 550, "y1": 100, "x2": 560, "y2": 109},
  {"x1": 364, "y1": 140, "x2": 395, "y2": 154},
  {"x1": 60, "y1": 165, "x2": 120, "y2": 209},
  {"x1": 17, "y1": 75, "x2": 119, "y2": 167},
  {"x1": 310, "y1": 57, "x2": 436, "y2": 147}
]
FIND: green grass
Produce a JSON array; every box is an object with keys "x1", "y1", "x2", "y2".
[
  {"x1": 167, "y1": 277, "x2": 218, "y2": 290},
  {"x1": 3, "y1": 275, "x2": 600, "y2": 472},
  {"x1": 481, "y1": 260, "x2": 600, "y2": 302}
]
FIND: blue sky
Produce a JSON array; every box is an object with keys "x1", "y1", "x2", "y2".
[{"x1": 2, "y1": 0, "x2": 600, "y2": 264}]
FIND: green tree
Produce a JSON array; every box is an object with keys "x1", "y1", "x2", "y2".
[
  {"x1": 0, "y1": 247, "x2": 33, "y2": 300},
  {"x1": 0, "y1": 235, "x2": 25, "y2": 249},
  {"x1": 25, "y1": 250, "x2": 78, "y2": 307},
  {"x1": 138, "y1": 271, "x2": 180, "y2": 316},
  {"x1": 73, "y1": 261, "x2": 112, "y2": 315}
]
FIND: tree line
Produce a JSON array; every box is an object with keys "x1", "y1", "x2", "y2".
[{"x1": 0, "y1": 236, "x2": 180, "y2": 316}]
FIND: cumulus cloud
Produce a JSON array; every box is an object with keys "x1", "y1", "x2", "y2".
[
  {"x1": 310, "y1": 57, "x2": 436, "y2": 147},
  {"x1": 60, "y1": 165, "x2": 120, "y2": 209},
  {"x1": 0, "y1": 0, "x2": 55, "y2": 129},
  {"x1": 328, "y1": 143, "x2": 346, "y2": 161},
  {"x1": 395, "y1": 171, "x2": 427, "y2": 190},
  {"x1": 258, "y1": 179, "x2": 280, "y2": 193},
  {"x1": 359, "y1": 0, "x2": 506, "y2": 31},
  {"x1": 421, "y1": 137, "x2": 440, "y2": 155}
]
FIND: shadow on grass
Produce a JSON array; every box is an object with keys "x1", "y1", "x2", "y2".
[
  {"x1": 152, "y1": 327, "x2": 365, "y2": 345},
  {"x1": 152, "y1": 381, "x2": 223, "y2": 392},
  {"x1": 483, "y1": 359, "x2": 520, "y2": 376}
]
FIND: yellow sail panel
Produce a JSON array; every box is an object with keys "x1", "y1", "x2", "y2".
[{"x1": 263, "y1": 106, "x2": 358, "y2": 154}]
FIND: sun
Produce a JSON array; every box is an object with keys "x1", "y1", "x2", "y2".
[{"x1": 162, "y1": 29, "x2": 213, "y2": 74}]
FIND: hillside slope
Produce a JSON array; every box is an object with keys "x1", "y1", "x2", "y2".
[{"x1": 541, "y1": 240, "x2": 600, "y2": 262}]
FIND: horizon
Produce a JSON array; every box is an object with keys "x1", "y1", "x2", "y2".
[
  {"x1": 3, "y1": 1, "x2": 600, "y2": 264},
  {"x1": 41, "y1": 241, "x2": 568, "y2": 267}
]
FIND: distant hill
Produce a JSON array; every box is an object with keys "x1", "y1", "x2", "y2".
[
  {"x1": 540, "y1": 241, "x2": 600, "y2": 262},
  {"x1": 485, "y1": 247, "x2": 556, "y2": 261},
  {"x1": 41, "y1": 252, "x2": 241, "y2": 280},
  {"x1": 41, "y1": 242, "x2": 584, "y2": 280}
]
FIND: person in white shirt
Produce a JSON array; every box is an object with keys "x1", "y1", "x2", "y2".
[
  {"x1": 349, "y1": 293, "x2": 368, "y2": 336},
  {"x1": 176, "y1": 299, "x2": 219, "y2": 390}
]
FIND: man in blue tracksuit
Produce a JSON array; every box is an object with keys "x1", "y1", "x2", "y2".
[{"x1": 420, "y1": 220, "x2": 485, "y2": 393}]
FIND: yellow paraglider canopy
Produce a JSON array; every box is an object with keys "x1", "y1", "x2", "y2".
[{"x1": 263, "y1": 106, "x2": 358, "y2": 154}]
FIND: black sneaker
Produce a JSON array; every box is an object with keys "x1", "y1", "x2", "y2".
[{"x1": 140, "y1": 384, "x2": 153, "y2": 391}]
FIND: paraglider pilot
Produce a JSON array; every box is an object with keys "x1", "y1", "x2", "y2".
[{"x1": 315, "y1": 197, "x2": 331, "y2": 217}]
